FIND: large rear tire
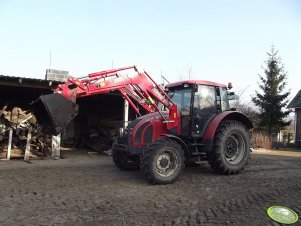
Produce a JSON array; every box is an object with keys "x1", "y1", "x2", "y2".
[
  {"x1": 140, "y1": 139, "x2": 185, "y2": 184},
  {"x1": 112, "y1": 141, "x2": 140, "y2": 171},
  {"x1": 207, "y1": 120, "x2": 250, "y2": 175}
]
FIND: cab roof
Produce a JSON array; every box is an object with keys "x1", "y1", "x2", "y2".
[{"x1": 166, "y1": 80, "x2": 227, "y2": 88}]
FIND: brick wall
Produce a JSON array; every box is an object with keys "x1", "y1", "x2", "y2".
[
  {"x1": 45, "y1": 69, "x2": 69, "y2": 82},
  {"x1": 295, "y1": 108, "x2": 301, "y2": 145}
]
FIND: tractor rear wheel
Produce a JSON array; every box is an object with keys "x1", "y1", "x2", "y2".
[
  {"x1": 140, "y1": 139, "x2": 185, "y2": 184},
  {"x1": 208, "y1": 120, "x2": 250, "y2": 175},
  {"x1": 112, "y1": 142, "x2": 140, "y2": 171}
]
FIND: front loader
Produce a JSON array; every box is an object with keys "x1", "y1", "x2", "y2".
[{"x1": 32, "y1": 65, "x2": 252, "y2": 184}]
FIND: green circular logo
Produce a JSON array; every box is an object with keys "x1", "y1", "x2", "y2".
[{"x1": 267, "y1": 206, "x2": 299, "y2": 224}]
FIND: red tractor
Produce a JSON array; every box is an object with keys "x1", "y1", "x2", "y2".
[{"x1": 32, "y1": 66, "x2": 252, "y2": 184}]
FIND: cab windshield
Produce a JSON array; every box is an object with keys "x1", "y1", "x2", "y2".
[{"x1": 168, "y1": 88, "x2": 192, "y2": 116}]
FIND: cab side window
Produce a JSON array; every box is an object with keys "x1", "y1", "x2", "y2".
[
  {"x1": 194, "y1": 85, "x2": 216, "y2": 113},
  {"x1": 220, "y1": 87, "x2": 229, "y2": 112}
]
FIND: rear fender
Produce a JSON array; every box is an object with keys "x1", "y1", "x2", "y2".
[{"x1": 203, "y1": 111, "x2": 253, "y2": 140}]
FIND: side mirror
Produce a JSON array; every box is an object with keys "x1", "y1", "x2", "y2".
[
  {"x1": 228, "y1": 94, "x2": 239, "y2": 100},
  {"x1": 193, "y1": 84, "x2": 198, "y2": 92}
]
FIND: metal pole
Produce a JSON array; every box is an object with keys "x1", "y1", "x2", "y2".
[
  {"x1": 52, "y1": 134, "x2": 61, "y2": 160},
  {"x1": 49, "y1": 50, "x2": 52, "y2": 68},
  {"x1": 123, "y1": 99, "x2": 129, "y2": 129}
]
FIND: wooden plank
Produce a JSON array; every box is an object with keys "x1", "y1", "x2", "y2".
[
  {"x1": 0, "y1": 104, "x2": 7, "y2": 117},
  {"x1": 6, "y1": 129, "x2": 13, "y2": 160},
  {"x1": 24, "y1": 127, "x2": 32, "y2": 162}
]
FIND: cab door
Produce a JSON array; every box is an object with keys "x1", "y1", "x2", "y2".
[
  {"x1": 168, "y1": 88, "x2": 192, "y2": 137},
  {"x1": 192, "y1": 85, "x2": 217, "y2": 136}
]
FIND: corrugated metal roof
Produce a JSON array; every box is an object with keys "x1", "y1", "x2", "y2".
[
  {"x1": 288, "y1": 90, "x2": 301, "y2": 108},
  {"x1": 0, "y1": 75, "x2": 62, "y2": 89}
]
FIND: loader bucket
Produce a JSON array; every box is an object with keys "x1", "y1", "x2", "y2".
[{"x1": 31, "y1": 93, "x2": 79, "y2": 135}]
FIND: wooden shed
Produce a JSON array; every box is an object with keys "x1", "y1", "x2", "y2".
[{"x1": 288, "y1": 90, "x2": 301, "y2": 147}]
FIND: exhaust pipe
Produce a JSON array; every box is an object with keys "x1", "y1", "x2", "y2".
[{"x1": 31, "y1": 93, "x2": 79, "y2": 135}]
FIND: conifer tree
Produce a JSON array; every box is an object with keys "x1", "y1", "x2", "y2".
[{"x1": 252, "y1": 46, "x2": 291, "y2": 134}]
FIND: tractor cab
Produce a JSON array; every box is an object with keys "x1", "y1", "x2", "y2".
[{"x1": 166, "y1": 80, "x2": 232, "y2": 138}]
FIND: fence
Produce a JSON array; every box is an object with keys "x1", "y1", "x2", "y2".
[{"x1": 251, "y1": 131, "x2": 272, "y2": 149}]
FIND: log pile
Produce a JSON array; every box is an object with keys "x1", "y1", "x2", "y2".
[
  {"x1": 84, "y1": 120, "x2": 120, "y2": 153},
  {"x1": 0, "y1": 105, "x2": 52, "y2": 159}
]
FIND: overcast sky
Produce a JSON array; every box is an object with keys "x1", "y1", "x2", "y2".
[{"x1": 0, "y1": 0, "x2": 300, "y2": 101}]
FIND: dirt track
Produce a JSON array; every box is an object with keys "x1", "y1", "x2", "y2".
[{"x1": 0, "y1": 149, "x2": 301, "y2": 226}]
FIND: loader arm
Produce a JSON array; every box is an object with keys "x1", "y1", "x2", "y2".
[{"x1": 32, "y1": 65, "x2": 180, "y2": 135}]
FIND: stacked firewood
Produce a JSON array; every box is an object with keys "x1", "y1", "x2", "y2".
[
  {"x1": 0, "y1": 105, "x2": 51, "y2": 159},
  {"x1": 84, "y1": 120, "x2": 120, "y2": 153}
]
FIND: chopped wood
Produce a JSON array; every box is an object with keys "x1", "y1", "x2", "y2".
[{"x1": 0, "y1": 105, "x2": 51, "y2": 159}]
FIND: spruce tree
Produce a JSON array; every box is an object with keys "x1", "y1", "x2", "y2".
[{"x1": 252, "y1": 46, "x2": 291, "y2": 134}]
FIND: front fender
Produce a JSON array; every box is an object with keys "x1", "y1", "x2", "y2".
[
  {"x1": 160, "y1": 134, "x2": 189, "y2": 153},
  {"x1": 203, "y1": 111, "x2": 253, "y2": 140}
]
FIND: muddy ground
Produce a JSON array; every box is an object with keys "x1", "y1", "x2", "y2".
[{"x1": 0, "y1": 149, "x2": 300, "y2": 226}]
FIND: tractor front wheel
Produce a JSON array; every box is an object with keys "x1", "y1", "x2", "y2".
[
  {"x1": 140, "y1": 139, "x2": 185, "y2": 184},
  {"x1": 112, "y1": 142, "x2": 140, "y2": 171},
  {"x1": 208, "y1": 120, "x2": 250, "y2": 175}
]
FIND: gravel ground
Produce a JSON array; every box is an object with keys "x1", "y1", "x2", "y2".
[{"x1": 0, "y1": 149, "x2": 300, "y2": 226}]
